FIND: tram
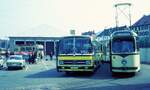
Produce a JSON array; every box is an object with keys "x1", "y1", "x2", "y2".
[{"x1": 110, "y1": 30, "x2": 140, "y2": 74}]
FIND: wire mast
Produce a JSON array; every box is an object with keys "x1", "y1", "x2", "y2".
[{"x1": 114, "y1": 3, "x2": 132, "y2": 28}]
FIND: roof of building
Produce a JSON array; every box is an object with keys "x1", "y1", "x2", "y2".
[
  {"x1": 97, "y1": 26, "x2": 127, "y2": 37},
  {"x1": 9, "y1": 36, "x2": 61, "y2": 41},
  {"x1": 82, "y1": 31, "x2": 95, "y2": 36},
  {"x1": 9, "y1": 36, "x2": 61, "y2": 39},
  {"x1": 133, "y1": 15, "x2": 150, "y2": 26}
]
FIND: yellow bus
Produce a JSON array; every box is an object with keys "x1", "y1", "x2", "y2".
[
  {"x1": 57, "y1": 36, "x2": 102, "y2": 74},
  {"x1": 110, "y1": 30, "x2": 140, "y2": 75}
]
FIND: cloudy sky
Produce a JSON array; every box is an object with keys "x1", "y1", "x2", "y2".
[{"x1": 0, "y1": 0, "x2": 150, "y2": 37}]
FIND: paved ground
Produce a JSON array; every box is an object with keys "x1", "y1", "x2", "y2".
[{"x1": 0, "y1": 60, "x2": 150, "y2": 90}]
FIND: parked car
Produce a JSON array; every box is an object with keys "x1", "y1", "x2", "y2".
[
  {"x1": 0, "y1": 56, "x2": 5, "y2": 69},
  {"x1": 15, "y1": 52, "x2": 32, "y2": 63},
  {"x1": 6, "y1": 55, "x2": 26, "y2": 69},
  {"x1": 22, "y1": 54, "x2": 30, "y2": 63}
]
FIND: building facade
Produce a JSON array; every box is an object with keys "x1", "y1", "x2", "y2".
[
  {"x1": 0, "y1": 37, "x2": 9, "y2": 49},
  {"x1": 97, "y1": 15, "x2": 150, "y2": 48},
  {"x1": 131, "y1": 15, "x2": 150, "y2": 48},
  {"x1": 9, "y1": 37, "x2": 61, "y2": 56}
]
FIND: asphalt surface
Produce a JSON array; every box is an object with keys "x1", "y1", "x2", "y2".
[{"x1": 0, "y1": 60, "x2": 150, "y2": 90}]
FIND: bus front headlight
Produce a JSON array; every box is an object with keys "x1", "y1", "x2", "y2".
[
  {"x1": 85, "y1": 60, "x2": 91, "y2": 65},
  {"x1": 59, "y1": 61, "x2": 64, "y2": 65}
]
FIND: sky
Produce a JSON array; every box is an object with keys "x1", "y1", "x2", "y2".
[{"x1": 0, "y1": 0, "x2": 150, "y2": 37}]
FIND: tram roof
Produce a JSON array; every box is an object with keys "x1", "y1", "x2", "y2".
[{"x1": 111, "y1": 30, "x2": 137, "y2": 37}]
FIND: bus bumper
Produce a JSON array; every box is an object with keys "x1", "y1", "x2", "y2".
[{"x1": 57, "y1": 66, "x2": 94, "y2": 72}]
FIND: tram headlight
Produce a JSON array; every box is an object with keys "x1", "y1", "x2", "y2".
[
  {"x1": 85, "y1": 60, "x2": 91, "y2": 65},
  {"x1": 59, "y1": 61, "x2": 64, "y2": 65}
]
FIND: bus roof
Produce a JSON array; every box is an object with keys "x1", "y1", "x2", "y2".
[
  {"x1": 61, "y1": 35, "x2": 91, "y2": 39},
  {"x1": 111, "y1": 30, "x2": 137, "y2": 37}
]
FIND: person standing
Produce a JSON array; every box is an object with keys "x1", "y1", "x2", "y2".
[
  {"x1": 29, "y1": 54, "x2": 32, "y2": 64},
  {"x1": 5, "y1": 50, "x2": 9, "y2": 60},
  {"x1": 50, "y1": 51, "x2": 53, "y2": 60}
]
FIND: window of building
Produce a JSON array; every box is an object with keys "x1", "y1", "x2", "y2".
[
  {"x1": 15, "y1": 41, "x2": 24, "y2": 45},
  {"x1": 26, "y1": 41, "x2": 34, "y2": 45}
]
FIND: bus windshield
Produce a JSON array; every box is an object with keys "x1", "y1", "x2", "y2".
[
  {"x1": 75, "y1": 37, "x2": 92, "y2": 54},
  {"x1": 59, "y1": 37, "x2": 92, "y2": 54},
  {"x1": 112, "y1": 38, "x2": 135, "y2": 53}
]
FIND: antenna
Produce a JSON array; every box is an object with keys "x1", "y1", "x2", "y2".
[{"x1": 114, "y1": 3, "x2": 132, "y2": 29}]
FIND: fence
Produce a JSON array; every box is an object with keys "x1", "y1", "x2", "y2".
[{"x1": 140, "y1": 48, "x2": 150, "y2": 64}]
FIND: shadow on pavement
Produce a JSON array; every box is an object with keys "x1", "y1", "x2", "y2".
[
  {"x1": 5, "y1": 68, "x2": 24, "y2": 71},
  {"x1": 64, "y1": 83, "x2": 150, "y2": 90},
  {"x1": 25, "y1": 63, "x2": 137, "y2": 79}
]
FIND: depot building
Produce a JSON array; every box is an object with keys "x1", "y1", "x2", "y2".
[{"x1": 9, "y1": 36, "x2": 61, "y2": 56}]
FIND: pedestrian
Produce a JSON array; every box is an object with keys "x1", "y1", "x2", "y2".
[
  {"x1": 50, "y1": 51, "x2": 53, "y2": 60},
  {"x1": 29, "y1": 54, "x2": 32, "y2": 64},
  {"x1": 32, "y1": 52, "x2": 36, "y2": 64},
  {"x1": 5, "y1": 50, "x2": 9, "y2": 60}
]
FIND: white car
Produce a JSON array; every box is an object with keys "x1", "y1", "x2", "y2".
[
  {"x1": 6, "y1": 55, "x2": 26, "y2": 69},
  {"x1": 0, "y1": 56, "x2": 5, "y2": 69}
]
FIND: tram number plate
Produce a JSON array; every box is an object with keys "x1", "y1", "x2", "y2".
[{"x1": 71, "y1": 67, "x2": 78, "y2": 69}]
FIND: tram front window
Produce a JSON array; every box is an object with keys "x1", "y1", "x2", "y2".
[{"x1": 112, "y1": 39, "x2": 135, "y2": 53}]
